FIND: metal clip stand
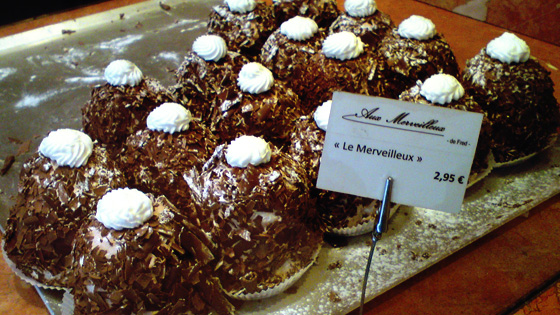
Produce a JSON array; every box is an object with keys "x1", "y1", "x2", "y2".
[{"x1": 359, "y1": 177, "x2": 393, "y2": 315}]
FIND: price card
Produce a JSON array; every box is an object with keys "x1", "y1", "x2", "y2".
[{"x1": 316, "y1": 92, "x2": 484, "y2": 213}]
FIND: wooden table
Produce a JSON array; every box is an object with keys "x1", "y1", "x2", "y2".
[{"x1": 1, "y1": 0, "x2": 559, "y2": 314}]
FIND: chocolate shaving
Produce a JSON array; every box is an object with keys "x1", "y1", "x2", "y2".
[
  {"x1": 0, "y1": 155, "x2": 15, "y2": 175},
  {"x1": 16, "y1": 140, "x2": 31, "y2": 156},
  {"x1": 159, "y1": 2, "x2": 171, "y2": 11},
  {"x1": 8, "y1": 137, "x2": 22, "y2": 144}
]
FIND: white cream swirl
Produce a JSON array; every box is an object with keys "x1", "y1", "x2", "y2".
[
  {"x1": 280, "y1": 16, "x2": 319, "y2": 41},
  {"x1": 225, "y1": 135, "x2": 272, "y2": 168},
  {"x1": 486, "y1": 32, "x2": 530, "y2": 64},
  {"x1": 398, "y1": 15, "x2": 436, "y2": 41},
  {"x1": 420, "y1": 74, "x2": 465, "y2": 105},
  {"x1": 225, "y1": 0, "x2": 256, "y2": 13},
  {"x1": 192, "y1": 34, "x2": 228, "y2": 62},
  {"x1": 104, "y1": 59, "x2": 143, "y2": 86},
  {"x1": 237, "y1": 62, "x2": 274, "y2": 94},
  {"x1": 38, "y1": 129, "x2": 93, "y2": 168},
  {"x1": 344, "y1": 0, "x2": 377, "y2": 17},
  {"x1": 147, "y1": 102, "x2": 192, "y2": 134},
  {"x1": 322, "y1": 32, "x2": 364, "y2": 61},
  {"x1": 96, "y1": 188, "x2": 153, "y2": 230},
  {"x1": 313, "y1": 100, "x2": 332, "y2": 131}
]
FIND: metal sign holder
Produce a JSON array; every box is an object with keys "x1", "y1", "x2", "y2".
[{"x1": 359, "y1": 177, "x2": 393, "y2": 315}]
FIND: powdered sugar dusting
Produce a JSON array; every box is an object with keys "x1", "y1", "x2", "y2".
[
  {"x1": 96, "y1": 34, "x2": 144, "y2": 54},
  {"x1": 154, "y1": 51, "x2": 182, "y2": 64},
  {"x1": 0, "y1": 67, "x2": 16, "y2": 82},
  {"x1": 14, "y1": 87, "x2": 74, "y2": 109}
]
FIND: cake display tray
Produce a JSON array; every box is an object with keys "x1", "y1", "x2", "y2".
[{"x1": 1, "y1": 1, "x2": 560, "y2": 314}]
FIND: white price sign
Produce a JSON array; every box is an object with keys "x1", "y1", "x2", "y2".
[{"x1": 316, "y1": 92, "x2": 484, "y2": 213}]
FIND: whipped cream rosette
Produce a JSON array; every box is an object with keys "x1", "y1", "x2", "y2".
[
  {"x1": 463, "y1": 32, "x2": 559, "y2": 166},
  {"x1": 399, "y1": 74, "x2": 494, "y2": 185},
  {"x1": 420, "y1": 73, "x2": 465, "y2": 105},
  {"x1": 192, "y1": 34, "x2": 228, "y2": 62},
  {"x1": 397, "y1": 15, "x2": 436, "y2": 41},
  {"x1": 104, "y1": 59, "x2": 143, "y2": 86},
  {"x1": 225, "y1": 135, "x2": 272, "y2": 167},
  {"x1": 146, "y1": 102, "x2": 192, "y2": 134},
  {"x1": 83, "y1": 60, "x2": 176, "y2": 149},
  {"x1": 329, "y1": 0, "x2": 394, "y2": 47},
  {"x1": 225, "y1": 0, "x2": 256, "y2": 13},
  {"x1": 237, "y1": 62, "x2": 274, "y2": 94},
  {"x1": 313, "y1": 100, "x2": 332, "y2": 131},
  {"x1": 486, "y1": 32, "x2": 530, "y2": 64},
  {"x1": 280, "y1": 16, "x2": 319, "y2": 41},
  {"x1": 345, "y1": 0, "x2": 377, "y2": 17},
  {"x1": 377, "y1": 15, "x2": 460, "y2": 99},
  {"x1": 2, "y1": 130, "x2": 126, "y2": 288},
  {"x1": 323, "y1": 31, "x2": 364, "y2": 61},
  {"x1": 95, "y1": 188, "x2": 153, "y2": 230},
  {"x1": 183, "y1": 137, "x2": 323, "y2": 299},
  {"x1": 69, "y1": 192, "x2": 235, "y2": 314},
  {"x1": 38, "y1": 129, "x2": 93, "y2": 168}
]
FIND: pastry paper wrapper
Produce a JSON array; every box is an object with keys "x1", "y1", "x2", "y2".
[
  {"x1": 1, "y1": 240, "x2": 66, "y2": 291},
  {"x1": 226, "y1": 247, "x2": 321, "y2": 300}
]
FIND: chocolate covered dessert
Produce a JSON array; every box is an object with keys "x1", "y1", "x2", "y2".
[
  {"x1": 120, "y1": 103, "x2": 218, "y2": 212},
  {"x1": 207, "y1": 0, "x2": 277, "y2": 59},
  {"x1": 272, "y1": 0, "x2": 339, "y2": 28},
  {"x1": 399, "y1": 74, "x2": 494, "y2": 184},
  {"x1": 2, "y1": 129, "x2": 126, "y2": 288},
  {"x1": 377, "y1": 15, "x2": 460, "y2": 99},
  {"x1": 290, "y1": 102, "x2": 398, "y2": 235},
  {"x1": 259, "y1": 16, "x2": 327, "y2": 107},
  {"x1": 69, "y1": 189, "x2": 235, "y2": 315},
  {"x1": 463, "y1": 32, "x2": 560, "y2": 166},
  {"x1": 82, "y1": 60, "x2": 176, "y2": 150},
  {"x1": 184, "y1": 136, "x2": 323, "y2": 299},
  {"x1": 208, "y1": 62, "x2": 302, "y2": 145},
  {"x1": 329, "y1": 0, "x2": 394, "y2": 47},
  {"x1": 172, "y1": 34, "x2": 249, "y2": 122},
  {"x1": 293, "y1": 31, "x2": 384, "y2": 112}
]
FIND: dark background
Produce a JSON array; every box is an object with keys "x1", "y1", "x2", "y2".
[{"x1": 1, "y1": 0, "x2": 107, "y2": 26}]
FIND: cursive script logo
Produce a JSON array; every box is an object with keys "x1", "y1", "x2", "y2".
[{"x1": 342, "y1": 107, "x2": 446, "y2": 136}]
